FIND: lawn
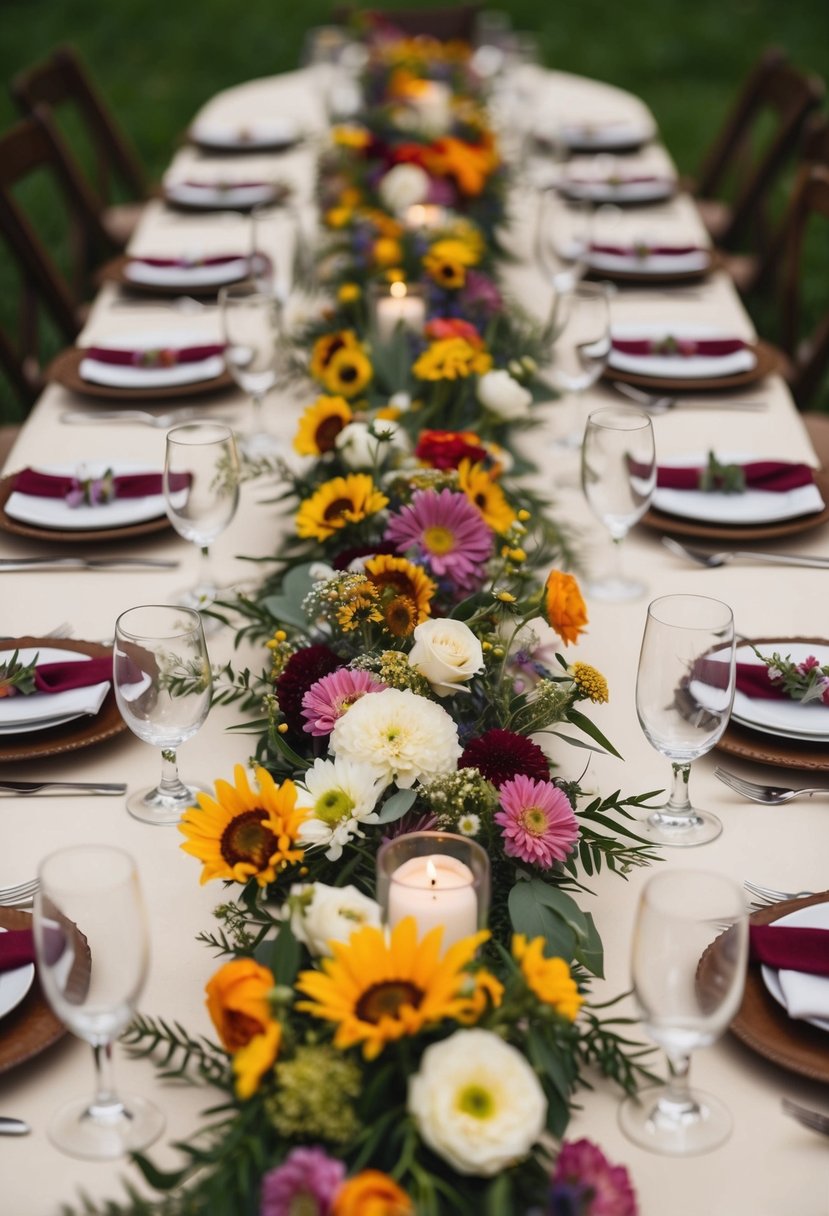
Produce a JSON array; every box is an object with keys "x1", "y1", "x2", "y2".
[{"x1": 0, "y1": 0, "x2": 826, "y2": 420}]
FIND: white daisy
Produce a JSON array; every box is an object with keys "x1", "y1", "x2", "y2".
[{"x1": 296, "y1": 756, "x2": 387, "y2": 860}]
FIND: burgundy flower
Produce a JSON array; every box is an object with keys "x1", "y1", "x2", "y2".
[
  {"x1": 332, "y1": 541, "x2": 397, "y2": 571},
  {"x1": 549, "y1": 1138, "x2": 638, "y2": 1216},
  {"x1": 459, "y1": 728, "x2": 550, "y2": 789},
  {"x1": 415, "y1": 429, "x2": 489, "y2": 471},
  {"x1": 275, "y1": 644, "x2": 342, "y2": 735}
]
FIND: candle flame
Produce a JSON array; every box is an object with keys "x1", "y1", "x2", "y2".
[
  {"x1": 390, "y1": 280, "x2": 407, "y2": 299},
  {"x1": 426, "y1": 858, "x2": 438, "y2": 887}
]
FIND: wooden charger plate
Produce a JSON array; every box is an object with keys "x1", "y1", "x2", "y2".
[
  {"x1": 603, "y1": 338, "x2": 785, "y2": 393},
  {"x1": 730, "y1": 892, "x2": 829, "y2": 1083},
  {"x1": 0, "y1": 474, "x2": 171, "y2": 545},
  {"x1": 641, "y1": 467, "x2": 829, "y2": 542},
  {"x1": 0, "y1": 907, "x2": 91, "y2": 1075},
  {"x1": 45, "y1": 347, "x2": 235, "y2": 402},
  {"x1": 0, "y1": 637, "x2": 126, "y2": 763},
  {"x1": 586, "y1": 249, "x2": 722, "y2": 286},
  {"x1": 96, "y1": 254, "x2": 249, "y2": 298}
]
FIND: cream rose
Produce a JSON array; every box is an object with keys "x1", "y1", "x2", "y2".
[
  {"x1": 288, "y1": 882, "x2": 381, "y2": 956},
  {"x1": 477, "y1": 369, "x2": 532, "y2": 421},
  {"x1": 378, "y1": 163, "x2": 430, "y2": 214},
  {"x1": 408, "y1": 619, "x2": 484, "y2": 698}
]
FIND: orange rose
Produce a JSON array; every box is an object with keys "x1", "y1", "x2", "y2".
[
  {"x1": 333, "y1": 1171, "x2": 413, "y2": 1216},
  {"x1": 205, "y1": 957, "x2": 275, "y2": 1052},
  {"x1": 544, "y1": 570, "x2": 588, "y2": 646}
]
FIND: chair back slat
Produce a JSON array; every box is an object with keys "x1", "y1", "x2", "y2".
[{"x1": 773, "y1": 166, "x2": 829, "y2": 408}]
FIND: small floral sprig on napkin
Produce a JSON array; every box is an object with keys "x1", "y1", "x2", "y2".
[
  {"x1": 0, "y1": 650, "x2": 38, "y2": 698},
  {"x1": 66, "y1": 468, "x2": 115, "y2": 507},
  {"x1": 698, "y1": 451, "x2": 745, "y2": 494},
  {"x1": 752, "y1": 647, "x2": 829, "y2": 704}
]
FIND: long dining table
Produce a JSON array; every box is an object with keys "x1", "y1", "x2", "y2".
[{"x1": 1, "y1": 63, "x2": 828, "y2": 1216}]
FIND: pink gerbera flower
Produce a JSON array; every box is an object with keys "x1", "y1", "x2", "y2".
[
  {"x1": 550, "y1": 1138, "x2": 638, "y2": 1216},
  {"x1": 301, "y1": 668, "x2": 386, "y2": 736},
  {"x1": 385, "y1": 488, "x2": 493, "y2": 591},
  {"x1": 494, "y1": 774, "x2": 579, "y2": 868},
  {"x1": 260, "y1": 1146, "x2": 345, "y2": 1216}
]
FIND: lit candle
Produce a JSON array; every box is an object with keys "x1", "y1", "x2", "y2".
[
  {"x1": 388, "y1": 854, "x2": 479, "y2": 949},
  {"x1": 408, "y1": 80, "x2": 452, "y2": 135},
  {"x1": 403, "y1": 203, "x2": 447, "y2": 231},
  {"x1": 374, "y1": 281, "x2": 426, "y2": 343}
]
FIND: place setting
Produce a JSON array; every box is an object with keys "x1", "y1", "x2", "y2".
[
  {"x1": 187, "y1": 114, "x2": 303, "y2": 154},
  {"x1": 605, "y1": 321, "x2": 785, "y2": 392},
  {"x1": 553, "y1": 164, "x2": 678, "y2": 207},
  {"x1": 161, "y1": 173, "x2": 292, "y2": 212},
  {"x1": 96, "y1": 250, "x2": 256, "y2": 297},
  {"x1": 545, "y1": 114, "x2": 657, "y2": 156}
]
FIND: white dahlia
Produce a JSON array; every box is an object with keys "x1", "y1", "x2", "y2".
[
  {"x1": 296, "y1": 756, "x2": 387, "y2": 860},
  {"x1": 329, "y1": 687, "x2": 461, "y2": 789},
  {"x1": 407, "y1": 1028, "x2": 547, "y2": 1176},
  {"x1": 288, "y1": 882, "x2": 382, "y2": 956}
]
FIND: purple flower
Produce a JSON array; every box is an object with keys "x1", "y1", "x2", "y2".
[
  {"x1": 495, "y1": 774, "x2": 579, "y2": 868},
  {"x1": 460, "y1": 270, "x2": 503, "y2": 317},
  {"x1": 260, "y1": 1146, "x2": 345, "y2": 1216},
  {"x1": 301, "y1": 668, "x2": 387, "y2": 736},
  {"x1": 385, "y1": 488, "x2": 493, "y2": 592},
  {"x1": 549, "y1": 1139, "x2": 638, "y2": 1216}
]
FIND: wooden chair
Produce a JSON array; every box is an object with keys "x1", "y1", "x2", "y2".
[
  {"x1": 11, "y1": 44, "x2": 148, "y2": 251},
  {"x1": 0, "y1": 109, "x2": 104, "y2": 408},
  {"x1": 692, "y1": 48, "x2": 823, "y2": 251},
  {"x1": 332, "y1": 5, "x2": 481, "y2": 40}
]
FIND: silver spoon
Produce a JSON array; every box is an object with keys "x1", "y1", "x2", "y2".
[
  {"x1": 611, "y1": 380, "x2": 766, "y2": 412},
  {"x1": 60, "y1": 409, "x2": 236, "y2": 429},
  {"x1": 0, "y1": 1118, "x2": 30, "y2": 1136}
]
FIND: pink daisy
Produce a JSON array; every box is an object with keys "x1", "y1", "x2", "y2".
[
  {"x1": 260, "y1": 1146, "x2": 345, "y2": 1216},
  {"x1": 550, "y1": 1138, "x2": 638, "y2": 1216},
  {"x1": 301, "y1": 668, "x2": 386, "y2": 736},
  {"x1": 384, "y1": 488, "x2": 493, "y2": 591},
  {"x1": 494, "y1": 774, "x2": 579, "y2": 868}
]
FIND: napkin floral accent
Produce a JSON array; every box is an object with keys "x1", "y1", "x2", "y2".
[
  {"x1": 751, "y1": 648, "x2": 829, "y2": 705},
  {"x1": 697, "y1": 451, "x2": 745, "y2": 493},
  {"x1": 0, "y1": 650, "x2": 37, "y2": 698}
]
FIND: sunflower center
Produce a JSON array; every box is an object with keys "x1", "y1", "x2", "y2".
[
  {"x1": 323, "y1": 496, "x2": 355, "y2": 522},
  {"x1": 355, "y1": 979, "x2": 424, "y2": 1023},
  {"x1": 313, "y1": 787, "x2": 356, "y2": 826},
  {"x1": 456, "y1": 1083, "x2": 496, "y2": 1120},
  {"x1": 337, "y1": 362, "x2": 358, "y2": 383},
  {"x1": 385, "y1": 596, "x2": 417, "y2": 637},
  {"x1": 315, "y1": 415, "x2": 346, "y2": 453},
  {"x1": 423, "y1": 525, "x2": 456, "y2": 555},
  {"x1": 474, "y1": 492, "x2": 488, "y2": 507},
  {"x1": 220, "y1": 809, "x2": 277, "y2": 869},
  {"x1": 520, "y1": 805, "x2": 549, "y2": 836}
]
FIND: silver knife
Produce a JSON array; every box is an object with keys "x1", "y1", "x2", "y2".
[
  {"x1": 0, "y1": 557, "x2": 179, "y2": 571},
  {"x1": 0, "y1": 782, "x2": 127, "y2": 796},
  {"x1": 0, "y1": 1118, "x2": 30, "y2": 1135}
]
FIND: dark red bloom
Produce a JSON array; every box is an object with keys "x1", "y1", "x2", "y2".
[
  {"x1": 415, "y1": 429, "x2": 489, "y2": 471},
  {"x1": 459, "y1": 729, "x2": 550, "y2": 789},
  {"x1": 332, "y1": 542, "x2": 398, "y2": 571},
  {"x1": 275, "y1": 644, "x2": 342, "y2": 735},
  {"x1": 424, "y1": 318, "x2": 483, "y2": 347}
]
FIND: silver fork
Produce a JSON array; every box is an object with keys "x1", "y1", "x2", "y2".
[
  {"x1": 782, "y1": 1099, "x2": 829, "y2": 1138},
  {"x1": 743, "y1": 880, "x2": 815, "y2": 906},
  {"x1": 661, "y1": 537, "x2": 829, "y2": 571},
  {"x1": 610, "y1": 381, "x2": 766, "y2": 413},
  {"x1": 0, "y1": 878, "x2": 39, "y2": 906},
  {"x1": 60, "y1": 408, "x2": 235, "y2": 429},
  {"x1": 714, "y1": 767, "x2": 829, "y2": 805}
]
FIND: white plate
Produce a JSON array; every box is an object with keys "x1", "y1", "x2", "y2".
[
  {"x1": 557, "y1": 119, "x2": 655, "y2": 151},
  {"x1": 653, "y1": 452, "x2": 825, "y2": 525},
  {"x1": 0, "y1": 647, "x2": 110, "y2": 728},
  {"x1": 190, "y1": 117, "x2": 299, "y2": 149},
  {"x1": 558, "y1": 176, "x2": 675, "y2": 204},
  {"x1": 761, "y1": 902, "x2": 829, "y2": 1033},
  {"x1": 0, "y1": 928, "x2": 35, "y2": 1024},
  {"x1": 610, "y1": 322, "x2": 757, "y2": 379},
  {"x1": 5, "y1": 462, "x2": 186, "y2": 531},
  {"x1": 587, "y1": 247, "x2": 711, "y2": 276},
  {"x1": 79, "y1": 329, "x2": 224, "y2": 389},
  {"x1": 164, "y1": 182, "x2": 281, "y2": 210},
  {"x1": 0, "y1": 712, "x2": 81, "y2": 736},
  {"x1": 731, "y1": 641, "x2": 829, "y2": 740},
  {"x1": 124, "y1": 257, "x2": 250, "y2": 289}
]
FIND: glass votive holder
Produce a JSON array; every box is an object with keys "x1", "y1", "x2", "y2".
[
  {"x1": 403, "y1": 203, "x2": 448, "y2": 231},
  {"x1": 368, "y1": 281, "x2": 427, "y2": 345},
  {"x1": 376, "y1": 832, "x2": 490, "y2": 950}
]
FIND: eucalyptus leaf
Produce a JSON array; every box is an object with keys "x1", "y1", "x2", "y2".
[{"x1": 376, "y1": 787, "x2": 417, "y2": 823}]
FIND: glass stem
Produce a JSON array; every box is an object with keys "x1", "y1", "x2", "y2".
[
  {"x1": 89, "y1": 1041, "x2": 125, "y2": 1119},
  {"x1": 609, "y1": 535, "x2": 625, "y2": 582},
  {"x1": 667, "y1": 761, "x2": 692, "y2": 812},
  {"x1": 198, "y1": 544, "x2": 212, "y2": 594},
  {"x1": 657, "y1": 1051, "x2": 698, "y2": 1119},
  {"x1": 251, "y1": 392, "x2": 264, "y2": 435},
  {"x1": 158, "y1": 747, "x2": 189, "y2": 800}
]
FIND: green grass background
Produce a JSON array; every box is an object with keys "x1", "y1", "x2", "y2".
[{"x1": 0, "y1": 0, "x2": 826, "y2": 420}]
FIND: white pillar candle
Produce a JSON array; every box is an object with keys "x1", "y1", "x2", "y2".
[
  {"x1": 374, "y1": 282, "x2": 426, "y2": 343},
  {"x1": 388, "y1": 854, "x2": 479, "y2": 949},
  {"x1": 403, "y1": 203, "x2": 447, "y2": 231}
]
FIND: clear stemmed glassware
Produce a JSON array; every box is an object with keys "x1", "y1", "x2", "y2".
[
  {"x1": 534, "y1": 187, "x2": 592, "y2": 298},
  {"x1": 164, "y1": 420, "x2": 240, "y2": 614},
  {"x1": 619, "y1": 868, "x2": 748, "y2": 1155},
  {"x1": 636, "y1": 594, "x2": 736, "y2": 846},
  {"x1": 581, "y1": 405, "x2": 656, "y2": 601},
  {"x1": 250, "y1": 201, "x2": 309, "y2": 303},
  {"x1": 546, "y1": 281, "x2": 611, "y2": 450},
  {"x1": 113, "y1": 604, "x2": 212, "y2": 825},
  {"x1": 219, "y1": 282, "x2": 283, "y2": 456},
  {"x1": 33, "y1": 845, "x2": 165, "y2": 1159}
]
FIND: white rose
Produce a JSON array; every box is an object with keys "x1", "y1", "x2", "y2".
[
  {"x1": 378, "y1": 163, "x2": 430, "y2": 214},
  {"x1": 335, "y1": 419, "x2": 408, "y2": 469},
  {"x1": 408, "y1": 1029, "x2": 547, "y2": 1176},
  {"x1": 477, "y1": 369, "x2": 532, "y2": 421},
  {"x1": 288, "y1": 882, "x2": 381, "y2": 957},
  {"x1": 408, "y1": 619, "x2": 484, "y2": 698}
]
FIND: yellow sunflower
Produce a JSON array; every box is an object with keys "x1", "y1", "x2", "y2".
[
  {"x1": 322, "y1": 344, "x2": 374, "y2": 399},
  {"x1": 295, "y1": 918, "x2": 490, "y2": 1059},
  {"x1": 331, "y1": 124, "x2": 371, "y2": 150},
  {"x1": 457, "y1": 459, "x2": 516, "y2": 534},
  {"x1": 294, "y1": 395, "x2": 353, "y2": 456},
  {"x1": 295, "y1": 474, "x2": 389, "y2": 542},
  {"x1": 364, "y1": 554, "x2": 435, "y2": 623},
  {"x1": 413, "y1": 338, "x2": 492, "y2": 382},
  {"x1": 179, "y1": 764, "x2": 307, "y2": 887},
  {"x1": 336, "y1": 579, "x2": 384, "y2": 633},
  {"x1": 310, "y1": 331, "x2": 358, "y2": 382},
  {"x1": 423, "y1": 237, "x2": 480, "y2": 288},
  {"x1": 373, "y1": 237, "x2": 404, "y2": 268},
  {"x1": 382, "y1": 594, "x2": 419, "y2": 638},
  {"x1": 512, "y1": 934, "x2": 583, "y2": 1021}
]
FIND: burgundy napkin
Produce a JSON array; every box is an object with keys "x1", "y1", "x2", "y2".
[
  {"x1": 693, "y1": 658, "x2": 786, "y2": 700},
  {"x1": 750, "y1": 924, "x2": 829, "y2": 977},
  {"x1": 12, "y1": 469, "x2": 190, "y2": 501},
  {"x1": 179, "y1": 180, "x2": 272, "y2": 191},
  {"x1": 591, "y1": 242, "x2": 703, "y2": 257},
  {"x1": 128, "y1": 254, "x2": 246, "y2": 269},
  {"x1": 0, "y1": 929, "x2": 35, "y2": 973},
  {"x1": 612, "y1": 336, "x2": 746, "y2": 357},
  {"x1": 33, "y1": 655, "x2": 113, "y2": 694},
  {"x1": 656, "y1": 461, "x2": 814, "y2": 493},
  {"x1": 83, "y1": 344, "x2": 225, "y2": 367},
  {"x1": 565, "y1": 175, "x2": 671, "y2": 187}
]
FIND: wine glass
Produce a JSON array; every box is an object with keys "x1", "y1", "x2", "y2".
[
  {"x1": 33, "y1": 845, "x2": 165, "y2": 1159},
  {"x1": 636, "y1": 594, "x2": 736, "y2": 846},
  {"x1": 250, "y1": 201, "x2": 309, "y2": 303},
  {"x1": 581, "y1": 405, "x2": 656, "y2": 601},
  {"x1": 534, "y1": 188, "x2": 593, "y2": 299},
  {"x1": 619, "y1": 868, "x2": 748, "y2": 1155},
  {"x1": 113, "y1": 604, "x2": 212, "y2": 825},
  {"x1": 219, "y1": 282, "x2": 283, "y2": 456},
  {"x1": 546, "y1": 281, "x2": 611, "y2": 449},
  {"x1": 164, "y1": 420, "x2": 240, "y2": 614}
]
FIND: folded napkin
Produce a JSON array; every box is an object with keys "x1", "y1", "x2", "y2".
[
  {"x1": 127, "y1": 254, "x2": 246, "y2": 269},
  {"x1": 33, "y1": 655, "x2": 113, "y2": 694},
  {"x1": 83, "y1": 343, "x2": 225, "y2": 367},
  {"x1": 12, "y1": 468, "x2": 190, "y2": 503},
  {"x1": 566, "y1": 174, "x2": 672, "y2": 187},
  {"x1": 656, "y1": 460, "x2": 814, "y2": 493},
  {"x1": 591, "y1": 242, "x2": 703, "y2": 258},
  {"x1": 750, "y1": 924, "x2": 829, "y2": 977},
  {"x1": 0, "y1": 929, "x2": 34, "y2": 974},
  {"x1": 612, "y1": 336, "x2": 745, "y2": 357},
  {"x1": 181, "y1": 181, "x2": 271, "y2": 191},
  {"x1": 692, "y1": 658, "x2": 786, "y2": 700}
]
